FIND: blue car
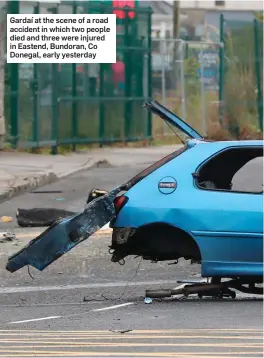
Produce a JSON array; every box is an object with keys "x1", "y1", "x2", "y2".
[{"x1": 6, "y1": 101, "x2": 263, "y2": 297}]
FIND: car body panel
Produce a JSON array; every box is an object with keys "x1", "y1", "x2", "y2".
[
  {"x1": 202, "y1": 261, "x2": 263, "y2": 277},
  {"x1": 6, "y1": 186, "x2": 122, "y2": 273},
  {"x1": 112, "y1": 140, "x2": 263, "y2": 277}
]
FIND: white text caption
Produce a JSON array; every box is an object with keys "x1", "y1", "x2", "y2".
[{"x1": 7, "y1": 14, "x2": 116, "y2": 64}]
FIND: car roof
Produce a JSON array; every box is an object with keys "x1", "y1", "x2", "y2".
[{"x1": 189, "y1": 139, "x2": 263, "y2": 148}]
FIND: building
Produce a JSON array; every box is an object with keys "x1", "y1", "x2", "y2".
[
  {"x1": 142, "y1": 0, "x2": 263, "y2": 40},
  {"x1": 179, "y1": 1, "x2": 263, "y2": 11},
  {"x1": 11, "y1": 0, "x2": 264, "y2": 41}
]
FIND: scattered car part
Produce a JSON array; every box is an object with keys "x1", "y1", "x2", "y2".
[
  {"x1": 16, "y1": 208, "x2": 76, "y2": 227},
  {"x1": 0, "y1": 231, "x2": 16, "y2": 243},
  {"x1": 87, "y1": 189, "x2": 108, "y2": 204},
  {"x1": 16, "y1": 188, "x2": 108, "y2": 227},
  {"x1": 6, "y1": 186, "x2": 122, "y2": 273},
  {"x1": 145, "y1": 278, "x2": 263, "y2": 299},
  {"x1": 177, "y1": 279, "x2": 207, "y2": 284}
]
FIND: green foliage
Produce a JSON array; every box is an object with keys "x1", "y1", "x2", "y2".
[
  {"x1": 184, "y1": 56, "x2": 200, "y2": 96},
  {"x1": 4, "y1": 63, "x2": 10, "y2": 129},
  {"x1": 254, "y1": 11, "x2": 264, "y2": 22},
  {"x1": 224, "y1": 21, "x2": 263, "y2": 70},
  {"x1": 223, "y1": 19, "x2": 263, "y2": 136}
]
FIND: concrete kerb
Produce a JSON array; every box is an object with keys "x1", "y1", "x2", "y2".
[{"x1": 0, "y1": 158, "x2": 108, "y2": 204}]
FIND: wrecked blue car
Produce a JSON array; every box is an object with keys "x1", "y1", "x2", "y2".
[{"x1": 6, "y1": 100, "x2": 263, "y2": 298}]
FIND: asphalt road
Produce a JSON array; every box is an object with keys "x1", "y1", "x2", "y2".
[{"x1": 0, "y1": 159, "x2": 263, "y2": 358}]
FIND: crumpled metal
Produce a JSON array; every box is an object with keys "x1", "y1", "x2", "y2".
[
  {"x1": 6, "y1": 186, "x2": 122, "y2": 273},
  {"x1": 0, "y1": 231, "x2": 16, "y2": 243}
]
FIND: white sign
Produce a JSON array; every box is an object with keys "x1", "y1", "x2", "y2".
[{"x1": 7, "y1": 14, "x2": 116, "y2": 64}]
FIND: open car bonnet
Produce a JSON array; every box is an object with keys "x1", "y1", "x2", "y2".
[{"x1": 6, "y1": 101, "x2": 202, "y2": 273}]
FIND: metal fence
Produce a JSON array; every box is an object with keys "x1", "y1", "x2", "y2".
[
  {"x1": 219, "y1": 15, "x2": 263, "y2": 135},
  {"x1": 151, "y1": 38, "x2": 221, "y2": 138},
  {"x1": 151, "y1": 17, "x2": 263, "y2": 139},
  {"x1": 4, "y1": 5, "x2": 263, "y2": 150},
  {"x1": 4, "y1": 1, "x2": 152, "y2": 152}
]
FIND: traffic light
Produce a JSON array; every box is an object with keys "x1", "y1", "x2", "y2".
[{"x1": 112, "y1": 0, "x2": 135, "y2": 19}]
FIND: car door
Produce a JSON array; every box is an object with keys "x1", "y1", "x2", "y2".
[{"x1": 190, "y1": 146, "x2": 263, "y2": 272}]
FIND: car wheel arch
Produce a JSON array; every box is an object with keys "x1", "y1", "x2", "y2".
[{"x1": 134, "y1": 222, "x2": 202, "y2": 261}]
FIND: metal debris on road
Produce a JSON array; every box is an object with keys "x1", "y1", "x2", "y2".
[
  {"x1": 6, "y1": 186, "x2": 122, "y2": 273},
  {"x1": 16, "y1": 208, "x2": 76, "y2": 227},
  {"x1": 0, "y1": 231, "x2": 16, "y2": 243}
]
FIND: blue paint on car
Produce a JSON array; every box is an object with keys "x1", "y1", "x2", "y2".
[{"x1": 110, "y1": 101, "x2": 263, "y2": 279}]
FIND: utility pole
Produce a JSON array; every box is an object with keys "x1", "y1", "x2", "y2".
[
  {"x1": 0, "y1": 1, "x2": 6, "y2": 149},
  {"x1": 172, "y1": 0, "x2": 180, "y2": 87}
]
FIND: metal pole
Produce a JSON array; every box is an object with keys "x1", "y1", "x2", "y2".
[
  {"x1": 200, "y1": 43, "x2": 206, "y2": 136},
  {"x1": 147, "y1": 7, "x2": 152, "y2": 139},
  {"x1": 159, "y1": 22, "x2": 167, "y2": 135},
  {"x1": 253, "y1": 19, "x2": 263, "y2": 132},
  {"x1": 180, "y1": 40, "x2": 186, "y2": 121},
  {"x1": 72, "y1": 1, "x2": 77, "y2": 152},
  {"x1": 9, "y1": 0, "x2": 19, "y2": 148},
  {"x1": 50, "y1": 6, "x2": 58, "y2": 155},
  {"x1": 161, "y1": 48, "x2": 167, "y2": 135},
  {"x1": 32, "y1": 3, "x2": 39, "y2": 149},
  {"x1": 218, "y1": 13, "x2": 224, "y2": 125},
  {"x1": 124, "y1": 7, "x2": 130, "y2": 141},
  {"x1": 160, "y1": 23, "x2": 166, "y2": 107},
  {"x1": 161, "y1": 47, "x2": 166, "y2": 107}
]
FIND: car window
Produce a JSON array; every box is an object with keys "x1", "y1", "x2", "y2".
[
  {"x1": 232, "y1": 157, "x2": 263, "y2": 193},
  {"x1": 196, "y1": 146, "x2": 263, "y2": 194}
]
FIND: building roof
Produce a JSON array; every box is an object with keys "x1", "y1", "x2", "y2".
[{"x1": 139, "y1": 1, "x2": 173, "y2": 15}]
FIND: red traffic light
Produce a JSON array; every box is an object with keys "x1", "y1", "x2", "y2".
[{"x1": 113, "y1": 0, "x2": 135, "y2": 19}]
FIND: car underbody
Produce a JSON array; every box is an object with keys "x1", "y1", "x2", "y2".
[{"x1": 110, "y1": 224, "x2": 202, "y2": 264}]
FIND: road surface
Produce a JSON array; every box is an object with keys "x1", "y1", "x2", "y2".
[{"x1": 0, "y1": 159, "x2": 262, "y2": 357}]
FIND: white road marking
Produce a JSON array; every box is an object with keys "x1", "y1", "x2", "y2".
[
  {"x1": 0, "y1": 279, "x2": 179, "y2": 294},
  {"x1": 92, "y1": 302, "x2": 134, "y2": 312},
  {"x1": 9, "y1": 316, "x2": 61, "y2": 324},
  {"x1": 8, "y1": 303, "x2": 134, "y2": 325}
]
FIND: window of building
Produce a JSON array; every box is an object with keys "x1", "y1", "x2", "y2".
[{"x1": 215, "y1": 1, "x2": 225, "y2": 6}]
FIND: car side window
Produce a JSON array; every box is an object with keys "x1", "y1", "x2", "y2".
[
  {"x1": 195, "y1": 146, "x2": 263, "y2": 194},
  {"x1": 232, "y1": 157, "x2": 263, "y2": 193}
]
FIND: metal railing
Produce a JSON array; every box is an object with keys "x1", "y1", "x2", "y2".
[{"x1": 4, "y1": 1, "x2": 153, "y2": 152}]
